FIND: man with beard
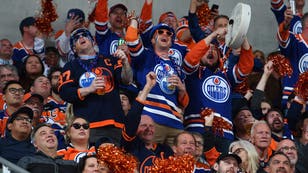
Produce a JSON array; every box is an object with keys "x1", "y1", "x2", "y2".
[
  {"x1": 265, "y1": 108, "x2": 293, "y2": 150},
  {"x1": 265, "y1": 152, "x2": 291, "y2": 173},
  {"x1": 45, "y1": 67, "x2": 67, "y2": 126},
  {"x1": 277, "y1": 139, "x2": 307, "y2": 173},
  {"x1": 182, "y1": 24, "x2": 254, "y2": 153}
]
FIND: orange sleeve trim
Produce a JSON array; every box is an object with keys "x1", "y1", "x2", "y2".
[
  {"x1": 128, "y1": 42, "x2": 143, "y2": 53},
  {"x1": 237, "y1": 46, "x2": 254, "y2": 75},
  {"x1": 185, "y1": 40, "x2": 209, "y2": 66},
  {"x1": 122, "y1": 127, "x2": 136, "y2": 142},
  {"x1": 204, "y1": 147, "x2": 220, "y2": 166},
  {"x1": 77, "y1": 88, "x2": 85, "y2": 101},
  {"x1": 54, "y1": 30, "x2": 64, "y2": 39},
  {"x1": 278, "y1": 22, "x2": 290, "y2": 42},
  {"x1": 90, "y1": 120, "x2": 124, "y2": 129},
  {"x1": 125, "y1": 26, "x2": 139, "y2": 42},
  {"x1": 140, "y1": 1, "x2": 152, "y2": 21},
  {"x1": 95, "y1": 0, "x2": 108, "y2": 22},
  {"x1": 178, "y1": 91, "x2": 189, "y2": 108}
]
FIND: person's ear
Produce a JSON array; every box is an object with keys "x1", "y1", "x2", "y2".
[
  {"x1": 213, "y1": 163, "x2": 219, "y2": 171},
  {"x1": 7, "y1": 123, "x2": 13, "y2": 131},
  {"x1": 171, "y1": 145, "x2": 177, "y2": 154}
]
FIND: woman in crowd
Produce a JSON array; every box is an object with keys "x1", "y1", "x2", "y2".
[
  {"x1": 229, "y1": 140, "x2": 259, "y2": 173},
  {"x1": 58, "y1": 117, "x2": 96, "y2": 162},
  {"x1": 77, "y1": 155, "x2": 101, "y2": 173},
  {"x1": 19, "y1": 55, "x2": 45, "y2": 92}
]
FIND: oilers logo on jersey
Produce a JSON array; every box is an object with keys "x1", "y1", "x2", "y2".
[
  {"x1": 110, "y1": 40, "x2": 119, "y2": 56},
  {"x1": 168, "y1": 48, "x2": 182, "y2": 66},
  {"x1": 79, "y1": 72, "x2": 96, "y2": 88},
  {"x1": 202, "y1": 75, "x2": 230, "y2": 103},
  {"x1": 154, "y1": 63, "x2": 176, "y2": 94},
  {"x1": 299, "y1": 53, "x2": 308, "y2": 73},
  {"x1": 293, "y1": 21, "x2": 302, "y2": 34}
]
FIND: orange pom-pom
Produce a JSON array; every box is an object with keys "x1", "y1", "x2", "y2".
[
  {"x1": 268, "y1": 53, "x2": 293, "y2": 77},
  {"x1": 148, "y1": 154, "x2": 195, "y2": 173},
  {"x1": 200, "y1": 108, "x2": 232, "y2": 137},
  {"x1": 196, "y1": 3, "x2": 212, "y2": 28},
  {"x1": 294, "y1": 71, "x2": 308, "y2": 101},
  {"x1": 97, "y1": 145, "x2": 138, "y2": 173},
  {"x1": 35, "y1": 0, "x2": 58, "y2": 37}
]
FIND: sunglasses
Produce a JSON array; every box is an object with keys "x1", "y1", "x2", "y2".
[
  {"x1": 71, "y1": 123, "x2": 90, "y2": 130},
  {"x1": 157, "y1": 29, "x2": 173, "y2": 37},
  {"x1": 73, "y1": 32, "x2": 91, "y2": 43}
]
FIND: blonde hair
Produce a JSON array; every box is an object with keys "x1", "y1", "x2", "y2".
[{"x1": 229, "y1": 140, "x2": 259, "y2": 173}]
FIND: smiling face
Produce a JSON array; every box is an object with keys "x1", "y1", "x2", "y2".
[
  {"x1": 172, "y1": 132, "x2": 196, "y2": 156},
  {"x1": 151, "y1": 29, "x2": 173, "y2": 50},
  {"x1": 33, "y1": 126, "x2": 58, "y2": 153},
  {"x1": 137, "y1": 115, "x2": 155, "y2": 143},
  {"x1": 8, "y1": 113, "x2": 32, "y2": 138}
]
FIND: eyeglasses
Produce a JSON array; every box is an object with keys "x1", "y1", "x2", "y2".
[
  {"x1": 157, "y1": 29, "x2": 173, "y2": 37},
  {"x1": 15, "y1": 116, "x2": 32, "y2": 123},
  {"x1": 279, "y1": 146, "x2": 297, "y2": 151},
  {"x1": 71, "y1": 123, "x2": 90, "y2": 130},
  {"x1": 7, "y1": 88, "x2": 25, "y2": 95}
]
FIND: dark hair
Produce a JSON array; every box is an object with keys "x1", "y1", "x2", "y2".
[
  {"x1": 23, "y1": 55, "x2": 45, "y2": 76},
  {"x1": 301, "y1": 12, "x2": 308, "y2": 28},
  {"x1": 214, "y1": 15, "x2": 229, "y2": 26},
  {"x1": 266, "y1": 108, "x2": 284, "y2": 118},
  {"x1": 2, "y1": 80, "x2": 22, "y2": 94},
  {"x1": 47, "y1": 67, "x2": 62, "y2": 81},
  {"x1": 45, "y1": 46, "x2": 60, "y2": 55},
  {"x1": 173, "y1": 131, "x2": 195, "y2": 146},
  {"x1": 77, "y1": 154, "x2": 97, "y2": 173},
  {"x1": 31, "y1": 123, "x2": 52, "y2": 143},
  {"x1": 268, "y1": 151, "x2": 290, "y2": 166},
  {"x1": 296, "y1": 111, "x2": 308, "y2": 137}
]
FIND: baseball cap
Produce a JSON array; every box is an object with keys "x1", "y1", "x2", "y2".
[
  {"x1": 158, "y1": 11, "x2": 177, "y2": 24},
  {"x1": 109, "y1": 3, "x2": 127, "y2": 14},
  {"x1": 67, "y1": 8, "x2": 85, "y2": 22},
  {"x1": 19, "y1": 16, "x2": 36, "y2": 33},
  {"x1": 7, "y1": 106, "x2": 33, "y2": 124},
  {"x1": 69, "y1": 28, "x2": 94, "y2": 51},
  {"x1": 216, "y1": 153, "x2": 242, "y2": 164},
  {"x1": 24, "y1": 93, "x2": 44, "y2": 103},
  {"x1": 149, "y1": 23, "x2": 175, "y2": 42}
]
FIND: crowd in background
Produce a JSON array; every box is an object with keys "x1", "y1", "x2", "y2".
[{"x1": 0, "y1": 0, "x2": 307, "y2": 173}]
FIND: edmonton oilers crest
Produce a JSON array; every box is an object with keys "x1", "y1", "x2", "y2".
[
  {"x1": 299, "y1": 53, "x2": 308, "y2": 73},
  {"x1": 110, "y1": 40, "x2": 118, "y2": 55},
  {"x1": 168, "y1": 48, "x2": 182, "y2": 66},
  {"x1": 79, "y1": 72, "x2": 96, "y2": 88},
  {"x1": 202, "y1": 75, "x2": 230, "y2": 103},
  {"x1": 154, "y1": 63, "x2": 176, "y2": 94}
]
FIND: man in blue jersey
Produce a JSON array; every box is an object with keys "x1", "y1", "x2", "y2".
[{"x1": 126, "y1": 17, "x2": 189, "y2": 146}]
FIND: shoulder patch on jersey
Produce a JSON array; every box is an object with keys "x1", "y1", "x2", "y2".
[
  {"x1": 110, "y1": 40, "x2": 118, "y2": 55},
  {"x1": 202, "y1": 75, "x2": 230, "y2": 103},
  {"x1": 299, "y1": 53, "x2": 308, "y2": 73},
  {"x1": 168, "y1": 48, "x2": 182, "y2": 66}
]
